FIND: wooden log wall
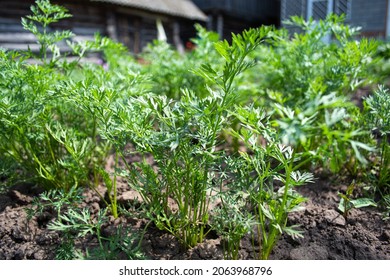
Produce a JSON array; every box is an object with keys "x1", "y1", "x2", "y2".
[
  {"x1": 0, "y1": 0, "x2": 107, "y2": 52},
  {"x1": 0, "y1": 0, "x2": 34, "y2": 51},
  {"x1": 0, "y1": 0, "x2": 197, "y2": 54}
]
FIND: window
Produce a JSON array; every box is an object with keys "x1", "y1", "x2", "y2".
[
  {"x1": 307, "y1": 0, "x2": 352, "y2": 21},
  {"x1": 335, "y1": 0, "x2": 352, "y2": 20},
  {"x1": 280, "y1": 0, "x2": 353, "y2": 31},
  {"x1": 281, "y1": 0, "x2": 305, "y2": 21},
  {"x1": 309, "y1": 0, "x2": 330, "y2": 20}
]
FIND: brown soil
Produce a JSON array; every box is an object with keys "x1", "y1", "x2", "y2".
[{"x1": 0, "y1": 174, "x2": 389, "y2": 260}]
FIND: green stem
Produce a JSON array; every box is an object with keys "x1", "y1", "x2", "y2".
[
  {"x1": 110, "y1": 151, "x2": 119, "y2": 218},
  {"x1": 261, "y1": 149, "x2": 296, "y2": 260},
  {"x1": 209, "y1": 55, "x2": 247, "y2": 149}
]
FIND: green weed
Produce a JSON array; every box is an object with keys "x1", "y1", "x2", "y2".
[{"x1": 338, "y1": 181, "x2": 377, "y2": 221}]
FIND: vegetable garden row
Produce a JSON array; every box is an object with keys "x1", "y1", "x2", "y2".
[{"x1": 0, "y1": 0, "x2": 389, "y2": 259}]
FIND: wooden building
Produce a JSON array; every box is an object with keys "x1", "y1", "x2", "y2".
[
  {"x1": 281, "y1": 0, "x2": 390, "y2": 38},
  {"x1": 192, "y1": 0, "x2": 280, "y2": 40},
  {"x1": 0, "y1": 0, "x2": 207, "y2": 53}
]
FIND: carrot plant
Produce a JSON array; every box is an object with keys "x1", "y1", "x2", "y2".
[
  {"x1": 363, "y1": 86, "x2": 390, "y2": 205},
  {"x1": 0, "y1": 1, "x2": 136, "y2": 220},
  {"x1": 26, "y1": 185, "x2": 83, "y2": 222},
  {"x1": 54, "y1": 66, "x2": 132, "y2": 218},
  {"x1": 140, "y1": 24, "x2": 221, "y2": 100},
  {"x1": 228, "y1": 106, "x2": 312, "y2": 260},
  {"x1": 3, "y1": 0, "x2": 389, "y2": 260},
  {"x1": 111, "y1": 27, "x2": 274, "y2": 249},
  {"x1": 0, "y1": 49, "x2": 89, "y2": 191},
  {"x1": 48, "y1": 207, "x2": 145, "y2": 260},
  {"x1": 21, "y1": 0, "x2": 73, "y2": 66},
  {"x1": 249, "y1": 15, "x2": 378, "y2": 174},
  {"x1": 0, "y1": 1, "x2": 94, "y2": 191},
  {"x1": 210, "y1": 156, "x2": 256, "y2": 259}
]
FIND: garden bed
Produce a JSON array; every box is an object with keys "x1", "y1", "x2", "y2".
[
  {"x1": 1, "y1": 175, "x2": 389, "y2": 260},
  {"x1": 1, "y1": 1, "x2": 389, "y2": 261}
]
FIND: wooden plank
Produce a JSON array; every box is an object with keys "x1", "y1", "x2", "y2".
[
  {"x1": 72, "y1": 35, "x2": 96, "y2": 42},
  {"x1": 0, "y1": 43, "x2": 40, "y2": 51},
  {"x1": 0, "y1": 17, "x2": 23, "y2": 24},
  {"x1": 72, "y1": 26, "x2": 105, "y2": 36},
  {"x1": 0, "y1": 32, "x2": 36, "y2": 43},
  {"x1": 0, "y1": 42, "x2": 74, "y2": 53},
  {"x1": 0, "y1": 23, "x2": 25, "y2": 32}
]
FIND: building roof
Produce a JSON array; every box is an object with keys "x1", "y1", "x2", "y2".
[{"x1": 91, "y1": 0, "x2": 207, "y2": 21}]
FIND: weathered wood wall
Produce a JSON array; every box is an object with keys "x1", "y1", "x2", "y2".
[
  {"x1": 0, "y1": 0, "x2": 107, "y2": 52},
  {"x1": 0, "y1": 0, "x2": 199, "y2": 54}
]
